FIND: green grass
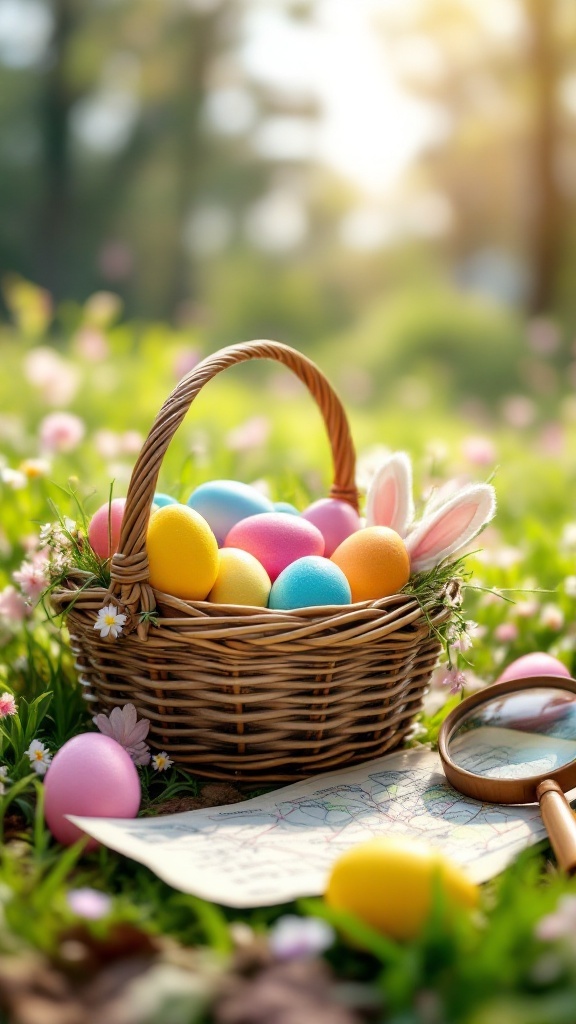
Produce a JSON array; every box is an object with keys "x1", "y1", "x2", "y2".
[{"x1": 1, "y1": 284, "x2": 576, "y2": 1021}]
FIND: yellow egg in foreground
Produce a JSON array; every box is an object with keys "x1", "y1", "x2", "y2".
[
  {"x1": 325, "y1": 837, "x2": 478, "y2": 941},
  {"x1": 208, "y1": 547, "x2": 271, "y2": 607},
  {"x1": 146, "y1": 503, "x2": 218, "y2": 600}
]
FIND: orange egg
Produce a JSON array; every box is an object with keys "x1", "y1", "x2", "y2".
[{"x1": 330, "y1": 526, "x2": 410, "y2": 602}]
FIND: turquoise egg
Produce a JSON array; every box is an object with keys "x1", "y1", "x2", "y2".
[
  {"x1": 187, "y1": 479, "x2": 274, "y2": 545},
  {"x1": 273, "y1": 501, "x2": 300, "y2": 515},
  {"x1": 268, "y1": 556, "x2": 351, "y2": 610},
  {"x1": 153, "y1": 492, "x2": 178, "y2": 508}
]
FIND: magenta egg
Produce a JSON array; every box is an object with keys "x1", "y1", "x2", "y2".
[
  {"x1": 301, "y1": 498, "x2": 361, "y2": 557},
  {"x1": 224, "y1": 512, "x2": 324, "y2": 582},
  {"x1": 44, "y1": 733, "x2": 141, "y2": 849},
  {"x1": 496, "y1": 652, "x2": 572, "y2": 684},
  {"x1": 88, "y1": 497, "x2": 126, "y2": 559}
]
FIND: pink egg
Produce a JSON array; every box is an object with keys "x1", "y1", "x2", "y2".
[
  {"x1": 88, "y1": 497, "x2": 127, "y2": 559},
  {"x1": 496, "y1": 652, "x2": 572, "y2": 684},
  {"x1": 301, "y1": 498, "x2": 361, "y2": 557},
  {"x1": 224, "y1": 512, "x2": 324, "y2": 582},
  {"x1": 44, "y1": 733, "x2": 141, "y2": 849}
]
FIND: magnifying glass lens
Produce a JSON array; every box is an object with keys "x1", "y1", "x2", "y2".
[
  {"x1": 439, "y1": 676, "x2": 576, "y2": 875},
  {"x1": 448, "y1": 687, "x2": 576, "y2": 780}
]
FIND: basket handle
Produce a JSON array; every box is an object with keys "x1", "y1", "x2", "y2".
[{"x1": 108, "y1": 340, "x2": 358, "y2": 627}]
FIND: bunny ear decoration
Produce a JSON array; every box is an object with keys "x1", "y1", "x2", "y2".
[
  {"x1": 365, "y1": 451, "x2": 414, "y2": 537},
  {"x1": 405, "y1": 483, "x2": 496, "y2": 574}
]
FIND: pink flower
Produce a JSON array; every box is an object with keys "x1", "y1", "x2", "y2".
[
  {"x1": 0, "y1": 693, "x2": 17, "y2": 718},
  {"x1": 536, "y1": 896, "x2": 576, "y2": 942},
  {"x1": 461, "y1": 435, "x2": 497, "y2": 467},
  {"x1": 66, "y1": 887, "x2": 112, "y2": 919},
  {"x1": 73, "y1": 327, "x2": 110, "y2": 362},
  {"x1": 269, "y1": 915, "x2": 335, "y2": 960},
  {"x1": 226, "y1": 416, "x2": 270, "y2": 453},
  {"x1": 24, "y1": 347, "x2": 80, "y2": 406},
  {"x1": 540, "y1": 604, "x2": 565, "y2": 631},
  {"x1": 450, "y1": 620, "x2": 480, "y2": 653},
  {"x1": 501, "y1": 395, "x2": 536, "y2": 429},
  {"x1": 441, "y1": 666, "x2": 467, "y2": 695},
  {"x1": 494, "y1": 622, "x2": 519, "y2": 644},
  {"x1": 93, "y1": 703, "x2": 151, "y2": 766},
  {"x1": 120, "y1": 430, "x2": 143, "y2": 455},
  {"x1": 0, "y1": 585, "x2": 31, "y2": 622},
  {"x1": 39, "y1": 411, "x2": 85, "y2": 454},
  {"x1": 13, "y1": 558, "x2": 49, "y2": 604},
  {"x1": 173, "y1": 348, "x2": 201, "y2": 380}
]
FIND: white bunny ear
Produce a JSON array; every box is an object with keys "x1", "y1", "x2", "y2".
[
  {"x1": 405, "y1": 483, "x2": 496, "y2": 573},
  {"x1": 365, "y1": 451, "x2": 414, "y2": 536}
]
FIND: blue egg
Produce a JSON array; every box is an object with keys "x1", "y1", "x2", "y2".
[
  {"x1": 187, "y1": 479, "x2": 274, "y2": 545},
  {"x1": 268, "y1": 556, "x2": 351, "y2": 610},
  {"x1": 153, "y1": 492, "x2": 178, "y2": 508},
  {"x1": 273, "y1": 501, "x2": 300, "y2": 516}
]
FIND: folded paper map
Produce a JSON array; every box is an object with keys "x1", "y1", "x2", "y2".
[{"x1": 69, "y1": 744, "x2": 560, "y2": 907}]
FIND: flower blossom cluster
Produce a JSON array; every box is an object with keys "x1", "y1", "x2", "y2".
[
  {"x1": 535, "y1": 895, "x2": 576, "y2": 948},
  {"x1": 93, "y1": 703, "x2": 151, "y2": 766},
  {"x1": 93, "y1": 703, "x2": 175, "y2": 771},
  {"x1": 0, "y1": 692, "x2": 17, "y2": 718}
]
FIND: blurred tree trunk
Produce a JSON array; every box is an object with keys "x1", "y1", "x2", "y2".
[
  {"x1": 526, "y1": 0, "x2": 564, "y2": 314},
  {"x1": 36, "y1": 0, "x2": 75, "y2": 299},
  {"x1": 168, "y1": 12, "x2": 221, "y2": 316}
]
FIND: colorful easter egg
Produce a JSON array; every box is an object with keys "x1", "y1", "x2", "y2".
[
  {"x1": 331, "y1": 526, "x2": 410, "y2": 602},
  {"x1": 208, "y1": 548, "x2": 271, "y2": 607},
  {"x1": 44, "y1": 733, "x2": 141, "y2": 849},
  {"x1": 146, "y1": 504, "x2": 218, "y2": 600},
  {"x1": 301, "y1": 498, "x2": 361, "y2": 557},
  {"x1": 224, "y1": 512, "x2": 324, "y2": 582},
  {"x1": 186, "y1": 480, "x2": 274, "y2": 545},
  {"x1": 496, "y1": 652, "x2": 571, "y2": 683},
  {"x1": 88, "y1": 497, "x2": 126, "y2": 559},
  {"x1": 325, "y1": 837, "x2": 478, "y2": 942},
  {"x1": 273, "y1": 501, "x2": 300, "y2": 515},
  {"x1": 269, "y1": 556, "x2": 351, "y2": 610},
  {"x1": 153, "y1": 492, "x2": 178, "y2": 508}
]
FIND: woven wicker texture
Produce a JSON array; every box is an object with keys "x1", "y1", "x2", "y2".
[{"x1": 52, "y1": 340, "x2": 456, "y2": 782}]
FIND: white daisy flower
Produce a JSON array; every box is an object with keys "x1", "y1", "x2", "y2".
[
  {"x1": 94, "y1": 604, "x2": 127, "y2": 639},
  {"x1": 26, "y1": 739, "x2": 52, "y2": 776},
  {"x1": 152, "y1": 751, "x2": 174, "y2": 772}
]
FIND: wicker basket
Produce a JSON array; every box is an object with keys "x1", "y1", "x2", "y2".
[{"x1": 52, "y1": 340, "x2": 457, "y2": 783}]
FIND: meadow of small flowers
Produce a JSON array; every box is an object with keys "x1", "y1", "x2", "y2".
[{"x1": 1, "y1": 280, "x2": 576, "y2": 1022}]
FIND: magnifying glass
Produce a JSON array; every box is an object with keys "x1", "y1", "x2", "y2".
[{"x1": 438, "y1": 674, "x2": 576, "y2": 874}]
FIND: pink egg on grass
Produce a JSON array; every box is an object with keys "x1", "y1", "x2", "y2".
[
  {"x1": 301, "y1": 498, "x2": 361, "y2": 557},
  {"x1": 88, "y1": 497, "x2": 127, "y2": 559},
  {"x1": 44, "y1": 733, "x2": 141, "y2": 849},
  {"x1": 224, "y1": 512, "x2": 324, "y2": 582},
  {"x1": 496, "y1": 652, "x2": 572, "y2": 684}
]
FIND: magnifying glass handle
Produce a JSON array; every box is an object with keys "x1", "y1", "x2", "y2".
[{"x1": 536, "y1": 779, "x2": 576, "y2": 875}]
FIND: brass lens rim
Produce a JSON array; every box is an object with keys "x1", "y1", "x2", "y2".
[{"x1": 438, "y1": 674, "x2": 576, "y2": 805}]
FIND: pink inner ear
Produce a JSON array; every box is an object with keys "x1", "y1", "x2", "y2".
[
  {"x1": 374, "y1": 479, "x2": 398, "y2": 527},
  {"x1": 416, "y1": 502, "x2": 477, "y2": 556}
]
